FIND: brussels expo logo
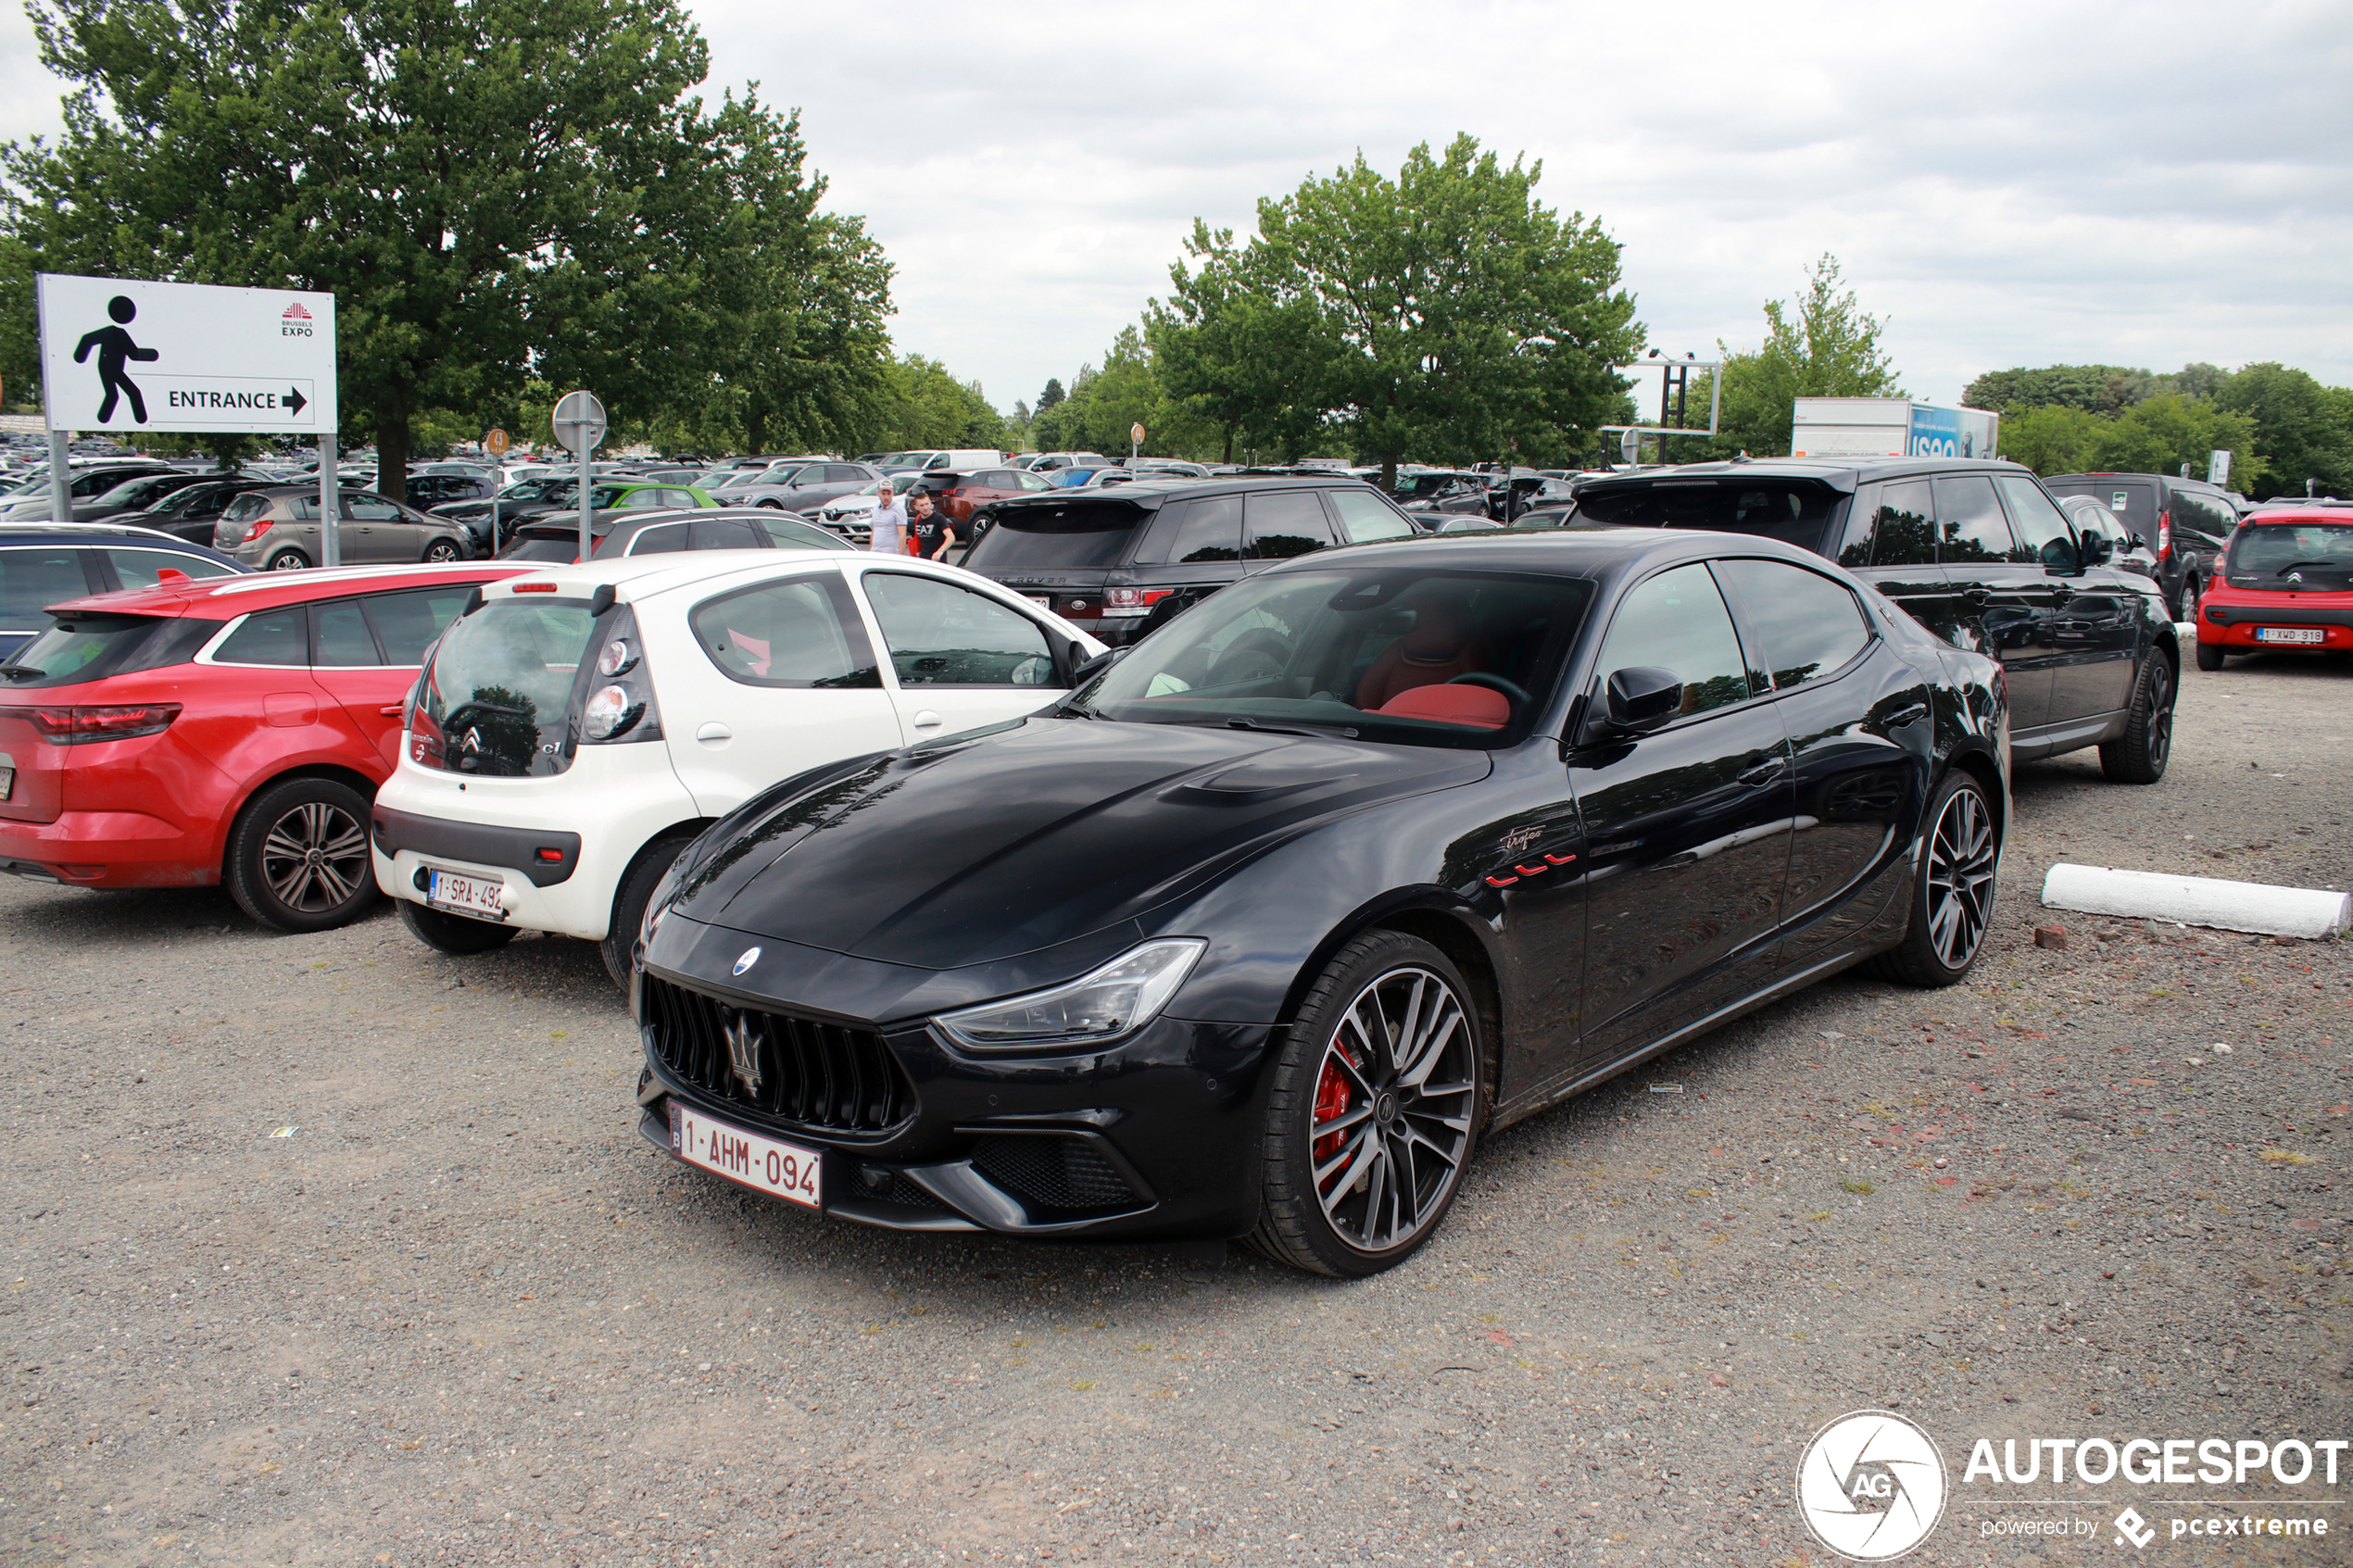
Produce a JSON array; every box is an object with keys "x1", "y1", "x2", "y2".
[{"x1": 1797, "y1": 1410, "x2": 1949, "y2": 1562}]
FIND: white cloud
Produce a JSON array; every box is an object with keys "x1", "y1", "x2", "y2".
[{"x1": 7, "y1": 0, "x2": 2349, "y2": 415}]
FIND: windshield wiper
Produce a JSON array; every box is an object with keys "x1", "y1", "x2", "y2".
[
  {"x1": 2269, "y1": 560, "x2": 2343, "y2": 575},
  {"x1": 1226, "y1": 716, "x2": 1359, "y2": 739},
  {"x1": 0, "y1": 663, "x2": 46, "y2": 682}
]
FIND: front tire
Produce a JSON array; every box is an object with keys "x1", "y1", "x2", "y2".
[
  {"x1": 422, "y1": 538, "x2": 462, "y2": 563},
  {"x1": 599, "y1": 831, "x2": 698, "y2": 989},
  {"x1": 222, "y1": 776, "x2": 380, "y2": 933},
  {"x1": 1246, "y1": 932, "x2": 1484, "y2": 1277},
  {"x1": 2099, "y1": 652, "x2": 2174, "y2": 784},
  {"x1": 2196, "y1": 639, "x2": 2226, "y2": 672},
  {"x1": 1867, "y1": 768, "x2": 1998, "y2": 988},
  {"x1": 396, "y1": 898, "x2": 519, "y2": 955}
]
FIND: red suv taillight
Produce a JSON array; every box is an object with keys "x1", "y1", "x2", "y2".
[{"x1": 18, "y1": 703, "x2": 183, "y2": 745}]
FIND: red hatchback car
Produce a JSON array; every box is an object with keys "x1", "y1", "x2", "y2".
[
  {"x1": 2196, "y1": 499, "x2": 2353, "y2": 671},
  {"x1": 0, "y1": 562, "x2": 533, "y2": 930}
]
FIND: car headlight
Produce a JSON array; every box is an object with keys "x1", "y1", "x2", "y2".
[{"x1": 933, "y1": 939, "x2": 1206, "y2": 1054}]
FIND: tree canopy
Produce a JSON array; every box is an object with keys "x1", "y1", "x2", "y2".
[
  {"x1": 2, "y1": 0, "x2": 896, "y2": 495},
  {"x1": 1688, "y1": 255, "x2": 1903, "y2": 458}
]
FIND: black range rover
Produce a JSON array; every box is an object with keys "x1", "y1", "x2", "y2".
[
  {"x1": 959, "y1": 475, "x2": 1421, "y2": 644},
  {"x1": 1571, "y1": 457, "x2": 2180, "y2": 782}
]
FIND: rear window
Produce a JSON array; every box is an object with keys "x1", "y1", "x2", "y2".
[
  {"x1": 963, "y1": 501, "x2": 1147, "y2": 571},
  {"x1": 2228, "y1": 521, "x2": 2353, "y2": 585},
  {"x1": 6, "y1": 613, "x2": 223, "y2": 688},
  {"x1": 415, "y1": 599, "x2": 598, "y2": 776},
  {"x1": 2045, "y1": 478, "x2": 2154, "y2": 533},
  {"x1": 221, "y1": 493, "x2": 273, "y2": 526},
  {"x1": 502, "y1": 533, "x2": 580, "y2": 563},
  {"x1": 0, "y1": 547, "x2": 94, "y2": 625},
  {"x1": 1576, "y1": 481, "x2": 1846, "y2": 558}
]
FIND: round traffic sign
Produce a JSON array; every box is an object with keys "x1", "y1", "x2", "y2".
[
  {"x1": 1130, "y1": 422, "x2": 1146, "y2": 445},
  {"x1": 551, "y1": 390, "x2": 607, "y2": 455},
  {"x1": 484, "y1": 427, "x2": 510, "y2": 458}
]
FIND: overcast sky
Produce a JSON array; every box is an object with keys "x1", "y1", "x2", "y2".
[{"x1": 7, "y1": 0, "x2": 2349, "y2": 418}]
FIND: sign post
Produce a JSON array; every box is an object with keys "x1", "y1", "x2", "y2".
[
  {"x1": 35, "y1": 271, "x2": 338, "y2": 554},
  {"x1": 551, "y1": 390, "x2": 607, "y2": 564}
]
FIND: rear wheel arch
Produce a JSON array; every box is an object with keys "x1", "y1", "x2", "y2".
[
  {"x1": 218, "y1": 762, "x2": 382, "y2": 871},
  {"x1": 1939, "y1": 745, "x2": 2007, "y2": 851}
]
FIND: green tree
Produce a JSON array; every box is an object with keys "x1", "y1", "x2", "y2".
[
  {"x1": 2088, "y1": 393, "x2": 2260, "y2": 489},
  {"x1": 853, "y1": 354, "x2": 1003, "y2": 454},
  {"x1": 1995, "y1": 404, "x2": 2106, "y2": 475},
  {"x1": 1701, "y1": 255, "x2": 1902, "y2": 458},
  {"x1": 1035, "y1": 378, "x2": 1065, "y2": 415},
  {"x1": 1170, "y1": 135, "x2": 1641, "y2": 486},
  {"x1": 2214, "y1": 362, "x2": 2353, "y2": 499},
  {"x1": 1150, "y1": 220, "x2": 1336, "y2": 463},
  {"x1": 1963, "y1": 364, "x2": 2151, "y2": 416},
  {"x1": 4, "y1": 0, "x2": 880, "y2": 499}
]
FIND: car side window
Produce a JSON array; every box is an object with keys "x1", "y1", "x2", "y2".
[
  {"x1": 862, "y1": 571, "x2": 1060, "y2": 687},
  {"x1": 659, "y1": 488, "x2": 697, "y2": 509},
  {"x1": 1328, "y1": 488, "x2": 1416, "y2": 544},
  {"x1": 1594, "y1": 563, "x2": 1753, "y2": 718},
  {"x1": 1244, "y1": 491, "x2": 1334, "y2": 560},
  {"x1": 1932, "y1": 475, "x2": 2016, "y2": 564},
  {"x1": 1995, "y1": 475, "x2": 2078, "y2": 569},
  {"x1": 1713, "y1": 559, "x2": 1873, "y2": 690},
  {"x1": 688, "y1": 515, "x2": 763, "y2": 551},
  {"x1": 1018, "y1": 471, "x2": 1052, "y2": 491},
  {"x1": 1861, "y1": 482, "x2": 1936, "y2": 567},
  {"x1": 213, "y1": 608, "x2": 310, "y2": 666},
  {"x1": 104, "y1": 548, "x2": 234, "y2": 588},
  {"x1": 0, "y1": 548, "x2": 97, "y2": 624},
  {"x1": 755, "y1": 516, "x2": 844, "y2": 551},
  {"x1": 314, "y1": 598, "x2": 384, "y2": 666},
  {"x1": 363, "y1": 587, "x2": 474, "y2": 665},
  {"x1": 627, "y1": 522, "x2": 690, "y2": 555},
  {"x1": 689, "y1": 573, "x2": 879, "y2": 688},
  {"x1": 824, "y1": 466, "x2": 862, "y2": 484},
  {"x1": 1146, "y1": 495, "x2": 1242, "y2": 564},
  {"x1": 346, "y1": 496, "x2": 402, "y2": 522}
]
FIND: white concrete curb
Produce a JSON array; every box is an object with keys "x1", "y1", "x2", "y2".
[{"x1": 2041, "y1": 863, "x2": 2352, "y2": 939}]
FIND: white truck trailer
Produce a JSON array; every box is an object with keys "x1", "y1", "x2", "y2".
[{"x1": 1792, "y1": 398, "x2": 1999, "y2": 460}]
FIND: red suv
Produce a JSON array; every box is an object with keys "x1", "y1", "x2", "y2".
[
  {"x1": 2196, "y1": 498, "x2": 2353, "y2": 670},
  {"x1": 0, "y1": 562, "x2": 533, "y2": 930}
]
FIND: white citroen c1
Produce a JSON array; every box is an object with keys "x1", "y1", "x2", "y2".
[{"x1": 371, "y1": 550, "x2": 1107, "y2": 985}]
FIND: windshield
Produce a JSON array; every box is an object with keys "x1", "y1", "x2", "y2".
[
  {"x1": 2228, "y1": 521, "x2": 2353, "y2": 583},
  {"x1": 1576, "y1": 480, "x2": 1844, "y2": 557},
  {"x1": 1079, "y1": 566, "x2": 1592, "y2": 748},
  {"x1": 963, "y1": 500, "x2": 1145, "y2": 571},
  {"x1": 414, "y1": 599, "x2": 597, "y2": 776}
]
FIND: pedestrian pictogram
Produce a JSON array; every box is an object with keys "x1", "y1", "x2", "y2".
[{"x1": 72, "y1": 295, "x2": 159, "y2": 423}]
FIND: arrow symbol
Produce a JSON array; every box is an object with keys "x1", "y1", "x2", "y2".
[{"x1": 283, "y1": 386, "x2": 308, "y2": 417}]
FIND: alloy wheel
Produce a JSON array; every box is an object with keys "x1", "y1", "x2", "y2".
[
  {"x1": 1924, "y1": 786, "x2": 1997, "y2": 971},
  {"x1": 2143, "y1": 659, "x2": 2173, "y2": 772},
  {"x1": 1308, "y1": 965, "x2": 1476, "y2": 1254},
  {"x1": 260, "y1": 800, "x2": 371, "y2": 913}
]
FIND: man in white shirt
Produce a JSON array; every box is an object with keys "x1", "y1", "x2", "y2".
[{"x1": 868, "y1": 480, "x2": 908, "y2": 554}]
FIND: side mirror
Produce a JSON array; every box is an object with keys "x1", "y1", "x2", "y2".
[
  {"x1": 1596, "y1": 666, "x2": 1683, "y2": 736},
  {"x1": 2127, "y1": 532, "x2": 2149, "y2": 551},
  {"x1": 2073, "y1": 533, "x2": 2111, "y2": 568},
  {"x1": 1069, "y1": 645, "x2": 1129, "y2": 687}
]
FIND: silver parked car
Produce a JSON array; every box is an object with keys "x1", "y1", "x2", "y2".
[{"x1": 211, "y1": 485, "x2": 473, "y2": 570}]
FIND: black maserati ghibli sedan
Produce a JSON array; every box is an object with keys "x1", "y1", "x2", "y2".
[{"x1": 630, "y1": 530, "x2": 2009, "y2": 1276}]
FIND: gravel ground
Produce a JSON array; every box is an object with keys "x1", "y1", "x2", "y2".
[{"x1": 4, "y1": 646, "x2": 2349, "y2": 1568}]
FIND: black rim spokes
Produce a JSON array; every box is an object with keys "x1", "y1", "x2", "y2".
[
  {"x1": 1924, "y1": 788, "x2": 1994, "y2": 969},
  {"x1": 262, "y1": 802, "x2": 370, "y2": 911},
  {"x1": 2147, "y1": 665, "x2": 2172, "y2": 763},
  {"x1": 1310, "y1": 965, "x2": 1476, "y2": 1253}
]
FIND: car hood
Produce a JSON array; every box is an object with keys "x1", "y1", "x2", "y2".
[{"x1": 673, "y1": 716, "x2": 1491, "y2": 967}]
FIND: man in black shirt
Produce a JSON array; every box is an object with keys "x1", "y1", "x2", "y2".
[{"x1": 908, "y1": 491, "x2": 956, "y2": 560}]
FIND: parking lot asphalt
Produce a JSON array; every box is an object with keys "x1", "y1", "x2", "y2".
[{"x1": 4, "y1": 646, "x2": 2348, "y2": 1568}]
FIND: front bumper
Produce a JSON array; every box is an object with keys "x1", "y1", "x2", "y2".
[{"x1": 633, "y1": 918, "x2": 1279, "y2": 1242}]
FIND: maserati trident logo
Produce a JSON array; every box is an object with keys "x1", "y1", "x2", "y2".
[{"x1": 723, "y1": 1009, "x2": 763, "y2": 1097}]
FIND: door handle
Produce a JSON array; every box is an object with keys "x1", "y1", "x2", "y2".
[
  {"x1": 1961, "y1": 586, "x2": 1992, "y2": 605},
  {"x1": 912, "y1": 709, "x2": 944, "y2": 730},
  {"x1": 1884, "y1": 702, "x2": 1928, "y2": 727},
  {"x1": 379, "y1": 704, "x2": 405, "y2": 718},
  {"x1": 1737, "y1": 759, "x2": 1786, "y2": 787},
  {"x1": 2049, "y1": 584, "x2": 2075, "y2": 607}
]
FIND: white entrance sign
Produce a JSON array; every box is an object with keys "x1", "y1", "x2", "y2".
[{"x1": 34, "y1": 273, "x2": 338, "y2": 434}]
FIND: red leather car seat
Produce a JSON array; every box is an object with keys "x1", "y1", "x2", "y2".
[{"x1": 1355, "y1": 596, "x2": 1488, "y2": 709}]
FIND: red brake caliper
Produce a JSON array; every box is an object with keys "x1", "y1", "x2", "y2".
[{"x1": 1312, "y1": 1048, "x2": 1354, "y2": 1166}]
